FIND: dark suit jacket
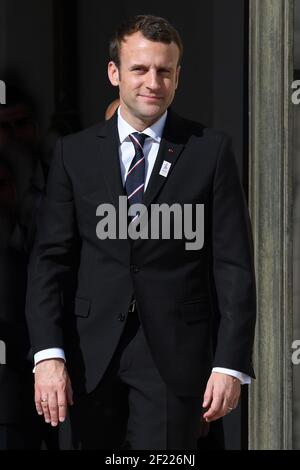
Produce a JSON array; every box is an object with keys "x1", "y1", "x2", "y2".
[{"x1": 26, "y1": 110, "x2": 256, "y2": 397}]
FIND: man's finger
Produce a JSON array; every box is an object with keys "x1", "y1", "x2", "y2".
[
  {"x1": 35, "y1": 402, "x2": 43, "y2": 416},
  {"x1": 222, "y1": 398, "x2": 234, "y2": 417},
  {"x1": 233, "y1": 398, "x2": 239, "y2": 409},
  {"x1": 35, "y1": 390, "x2": 44, "y2": 416},
  {"x1": 48, "y1": 391, "x2": 59, "y2": 426},
  {"x1": 203, "y1": 393, "x2": 223, "y2": 421},
  {"x1": 57, "y1": 389, "x2": 67, "y2": 423},
  {"x1": 40, "y1": 396, "x2": 51, "y2": 423},
  {"x1": 202, "y1": 379, "x2": 213, "y2": 408}
]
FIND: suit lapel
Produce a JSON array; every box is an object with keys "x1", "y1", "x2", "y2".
[
  {"x1": 96, "y1": 114, "x2": 126, "y2": 208},
  {"x1": 96, "y1": 110, "x2": 186, "y2": 211},
  {"x1": 142, "y1": 110, "x2": 185, "y2": 209}
]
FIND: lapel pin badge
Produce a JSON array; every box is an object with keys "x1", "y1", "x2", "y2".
[
  {"x1": 159, "y1": 160, "x2": 171, "y2": 178},
  {"x1": 168, "y1": 148, "x2": 174, "y2": 153}
]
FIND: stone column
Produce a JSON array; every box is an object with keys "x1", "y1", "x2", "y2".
[{"x1": 248, "y1": 0, "x2": 294, "y2": 449}]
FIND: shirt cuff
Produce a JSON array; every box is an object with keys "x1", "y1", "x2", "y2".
[
  {"x1": 33, "y1": 348, "x2": 66, "y2": 373},
  {"x1": 212, "y1": 367, "x2": 251, "y2": 385}
]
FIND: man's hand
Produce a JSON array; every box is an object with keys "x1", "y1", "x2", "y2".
[
  {"x1": 202, "y1": 372, "x2": 241, "y2": 422},
  {"x1": 34, "y1": 358, "x2": 73, "y2": 426}
]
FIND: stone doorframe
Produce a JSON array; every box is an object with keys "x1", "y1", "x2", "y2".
[{"x1": 248, "y1": 0, "x2": 294, "y2": 449}]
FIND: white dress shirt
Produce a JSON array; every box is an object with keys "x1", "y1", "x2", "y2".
[{"x1": 34, "y1": 107, "x2": 250, "y2": 385}]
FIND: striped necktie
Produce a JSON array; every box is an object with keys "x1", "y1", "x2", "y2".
[{"x1": 125, "y1": 132, "x2": 147, "y2": 207}]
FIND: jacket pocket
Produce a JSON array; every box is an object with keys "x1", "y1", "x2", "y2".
[
  {"x1": 74, "y1": 297, "x2": 91, "y2": 318},
  {"x1": 181, "y1": 300, "x2": 210, "y2": 324}
]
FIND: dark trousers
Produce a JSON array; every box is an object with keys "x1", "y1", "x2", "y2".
[{"x1": 60, "y1": 308, "x2": 204, "y2": 450}]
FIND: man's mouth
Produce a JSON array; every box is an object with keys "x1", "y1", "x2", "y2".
[{"x1": 139, "y1": 95, "x2": 163, "y2": 100}]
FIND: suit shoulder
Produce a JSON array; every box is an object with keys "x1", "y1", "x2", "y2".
[
  {"x1": 168, "y1": 112, "x2": 205, "y2": 139},
  {"x1": 183, "y1": 117, "x2": 230, "y2": 144},
  {"x1": 171, "y1": 112, "x2": 230, "y2": 147},
  {"x1": 62, "y1": 121, "x2": 106, "y2": 145},
  {"x1": 54, "y1": 121, "x2": 107, "y2": 170},
  {"x1": 202, "y1": 127, "x2": 231, "y2": 145}
]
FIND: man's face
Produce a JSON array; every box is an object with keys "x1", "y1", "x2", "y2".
[{"x1": 108, "y1": 32, "x2": 181, "y2": 130}]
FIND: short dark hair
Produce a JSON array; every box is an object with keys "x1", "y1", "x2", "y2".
[{"x1": 109, "y1": 15, "x2": 183, "y2": 68}]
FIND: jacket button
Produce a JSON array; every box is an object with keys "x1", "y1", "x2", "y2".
[
  {"x1": 118, "y1": 313, "x2": 126, "y2": 322},
  {"x1": 131, "y1": 265, "x2": 140, "y2": 273}
]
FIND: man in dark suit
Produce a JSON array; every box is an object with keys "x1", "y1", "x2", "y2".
[{"x1": 25, "y1": 15, "x2": 256, "y2": 450}]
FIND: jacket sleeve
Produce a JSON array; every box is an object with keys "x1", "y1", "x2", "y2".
[
  {"x1": 25, "y1": 138, "x2": 76, "y2": 354},
  {"x1": 212, "y1": 136, "x2": 256, "y2": 377}
]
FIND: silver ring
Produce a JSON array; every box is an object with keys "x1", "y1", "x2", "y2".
[{"x1": 227, "y1": 407, "x2": 233, "y2": 412}]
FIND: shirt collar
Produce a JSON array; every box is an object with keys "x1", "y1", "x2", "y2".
[{"x1": 117, "y1": 106, "x2": 167, "y2": 144}]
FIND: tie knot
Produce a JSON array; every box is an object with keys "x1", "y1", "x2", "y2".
[{"x1": 129, "y1": 132, "x2": 147, "y2": 149}]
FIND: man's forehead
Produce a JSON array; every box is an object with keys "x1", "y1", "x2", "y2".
[{"x1": 120, "y1": 32, "x2": 178, "y2": 55}]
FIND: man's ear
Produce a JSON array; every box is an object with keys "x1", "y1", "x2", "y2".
[
  {"x1": 108, "y1": 61, "x2": 120, "y2": 87},
  {"x1": 175, "y1": 65, "x2": 181, "y2": 90}
]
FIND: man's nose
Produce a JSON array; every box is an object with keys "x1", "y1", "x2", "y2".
[{"x1": 145, "y1": 71, "x2": 160, "y2": 91}]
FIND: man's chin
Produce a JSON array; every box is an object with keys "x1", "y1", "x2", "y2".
[{"x1": 136, "y1": 106, "x2": 166, "y2": 123}]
